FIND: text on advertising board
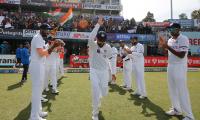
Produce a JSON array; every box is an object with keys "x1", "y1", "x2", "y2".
[
  {"x1": 0, "y1": 55, "x2": 16, "y2": 66},
  {"x1": 189, "y1": 39, "x2": 200, "y2": 45},
  {"x1": 7, "y1": 0, "x2": 20, "y2": 4},
  {"x1": 23, "y1": 29, "x2": 39, "y2": 37},
  {"x1": 70, "y1": 55, "x2": 200, "y2": 68},
  {"x1": 0, "y1": 28, "x2": 22, "y2": 36},
  {"x1": 52, "y1": 2, "x2": 82, "y2": 8},
  {"x1": 83, "y1": 4, "x2": 122, "y2": 10}
]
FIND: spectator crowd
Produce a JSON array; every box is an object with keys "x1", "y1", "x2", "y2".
[
  {"x1": 1, "y1": 10, "x2": 200, "y2": 33},
  {"x1": 0, "y1": 10, "x2": 153, "y2": 34}
]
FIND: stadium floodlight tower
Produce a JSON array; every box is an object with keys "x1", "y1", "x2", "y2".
[{"x1": 170, "y1": 0, "x2": 173, "y2": 19}]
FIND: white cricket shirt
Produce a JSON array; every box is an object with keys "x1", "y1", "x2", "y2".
[
  {"x1": 111, "y1": 47, "x2": 118, "y2": 59},
  {"x1": 45, "y1": 43, "x2": 58, "y2": 65},
  {"x1": 88, "y1": 24, "x2": 112, "y2": 70},
  {"x1": 130, "y1": 43, "x2": 144, "y2": 62},
  {"x1": 168, "y1": 34, "x2": 189, "y2": 64},
  {"x1": 119, "y1": 45, "x2": 131, "y2": 61},
  {"x1": 30, "y1": 33, "x2": 46, "y2": 63}
]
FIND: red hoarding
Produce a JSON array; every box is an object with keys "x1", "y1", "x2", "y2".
[
  {"x1": 0, "y1": 0, "x2": 6, "y2": 3},
  {"x1": 70, "y1": 55, "x2": 200, "y2": 68},
  {"x1": 143, "y1": 22, "x2": 170, "y2": 27},
  {"x1": 70, "y1": 55, "x2": 89, "y2": 68}
]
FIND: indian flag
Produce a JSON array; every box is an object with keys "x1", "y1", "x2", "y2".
[
  {"x1": 44, "y1": 8, "x2": 62, "y2": 17},
  {"x1": 59, "y1": 7, "x2": 73, "y2": 26}
]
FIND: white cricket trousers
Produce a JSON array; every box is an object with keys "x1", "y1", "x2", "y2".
[
  {"x1": 110, "y1": 57, "x2": 117, "y2": 75},
  {"x1": 44, "y1": 64, "x2": 57, "y2": 90},
  {"x1": 59, "y1": 59, "x2": 64, "y2": 76},
  {"x1": 29, "y1": 62, "x2": 44, "y2": 119},
  {"x1": 167, "y1": 63, "x2": 194, "y2": 119},
  {"x1": 132, "y1": 58, "x2": 146, "y2": 96},
  {"x1": 56, "y1": 58, "x2": 60, "y2": 79},
  {"x1": 90, "y1": 68, "x2": 109, "y2": 115},
  {"x1": 123, "y1": 60, "x2": 132, "y2": 88}
]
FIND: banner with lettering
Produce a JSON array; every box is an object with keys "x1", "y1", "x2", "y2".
[
  {"x1": 0, "y1": 55, "x2": 16, "y2": 66},
  {"x1": 70, "y1": 55, "x2": 200, "y2": 68},
  {"x1": 182, "y1": 32, "x2": 200, "y2": 56}
]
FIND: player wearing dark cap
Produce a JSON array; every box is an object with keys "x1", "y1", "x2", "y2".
[
  {"x1": 127, "y1": 36, "x2": 147, "y2": 99},
  {"x1": 29, "y1": 23, "x2": 61, "y2": 120},
  {"x1": 88, "y1": 16, "x2": 112, "y2": 120},
  {"x1": 119, "y1": 40, "x2": 132, "y2": 91},
  {"x1": 159, "y1": 23, "x2": 195, "y2": 120}
]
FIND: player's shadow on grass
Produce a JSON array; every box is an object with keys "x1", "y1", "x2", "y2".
[
  {"x1": 7, "y1": 82, "x2": 22, "y2": 91},
  {"x1": 57, "y1": 77, "x2": 65, "y2": 87},
  {"x1": 109, "y1": 84, "x2": 132, "y2": 95},
  {"x1": 14, "y1": 103, "x2": 31, "y2": 120},
  {"x1": 43, "y1": 101, "x2": 52, "y2": 112},
  {"x1": 99, "y1": 111, "x2": 105, "y2": 120},
  {"x1": 129, "y1": 95, "x2": 174, "y2": 120},
  {"x1": 14, "y1": 102, "x2": 53, "y2": 120},
  {"x1": 44, "y1": 89, "x2": 57, "y2": 101}
]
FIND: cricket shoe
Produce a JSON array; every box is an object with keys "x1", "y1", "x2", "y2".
[
  {"x1": 120, "y1": 84, "x2": 127, "y2": 88},
  {"x1": 131, "y1": 92, "x2": 140, "y2": 96},
  {"x1": 52, "y1": 89, "x2": 59, "y2": 94},
  {"x1": 45, "y1": 88, "x2": 49, "y2": 92},
  {"x1": 165, "y1": 108, "x2": 182, "y2": 116},
  {"x1": 92, "y1": 114, "x2": 99, "y2": 120},
  {"x1": 41, "y1": 97, "x2": 48, "y2": 103},
  {"x1": 39, "y1": 112, "x2": 48, "y2": 118},
  {"x1": 182, "y1": 116, "x2": 195, "y2": 120},
  {"x1": 92, "y1": 110, "x2": 99, "y2": 120},
  {"x1": 42, "y1": 95, "x2": 47, "y2": 98},
  {"x1": 29, "y1": 117, "x2": 46, "y2": 120},
  {"x1": 139, "y1": 95, "x2": 147, "y2": 99},
  {"x1": 122, "y1": 87, "x2": 131, "y2": 91}
]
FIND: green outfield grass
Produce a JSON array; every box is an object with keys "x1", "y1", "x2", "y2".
[{"x1": 0, "y1": 72, "x2": 199, "y2": 120}]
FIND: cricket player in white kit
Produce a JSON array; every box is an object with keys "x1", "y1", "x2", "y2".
[
  {"x1": 44, "y1": 39, "x2": 59, "y2": 95},
  {"x1": 119, "y1": 40, "x2": 132, "y2": 90},
  {"x1": 29, "y1": 23, "x2": 61, "y2": 120},
  {"x1": 125, "y1": 37, "x2": 147, "y2": 99},
  {"x1": 58, "y1": 43, "x2": 65, "y2": 77},
  {"x1": 159, "y1": 23, "x2": 195, "y2": 120},
  {"x1": 109, "y1": 41, "x2": 118, "y2": 84},
  {"x1": 88, "y1": 17, "x2": 112, "y2": 120}
]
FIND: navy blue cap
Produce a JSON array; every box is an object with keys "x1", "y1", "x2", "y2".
[
  {"x1": 40, "y1": 23, "x2": 52, "y2": 30},
  {"x1": 130, "y1": 36, "x2": 138, "y2": 40},
  {"x1": 168, "y1": 23, "x2": 181, "y2": 29},
  {"x1": 97, "y1": 31, "x2": 107, "y2": 41}
]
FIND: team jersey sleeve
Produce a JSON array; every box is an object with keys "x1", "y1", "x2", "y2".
[
  {"x1": 35, "y1": 36, "x2": 44, "y2": 49},
  {"x1": 119, "y1": 48, "x2": 123, "y2": 57},
  {"x1": 113, "y1": 48, "x2": 118, "y2": 57},
  {"x1": 107, "y1": 45, "x2": 113, "y2": 59},
  {"x1": 88, "y1": 24, "x2": 100, "y2": 47},
  {"x1": 179, "y1": 37, "x2": 189, "y2": 52}
]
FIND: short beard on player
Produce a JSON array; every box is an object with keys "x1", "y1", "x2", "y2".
[
  {"x1": 169, "y1": 28, "x2": 180, "y2": 38},
  {"x1": 132, "y1": 42, "x2": 138, "y2": 46},
  {"x1": 97, "y1": 42, "x2": 105, "y2": 48},
  {"x1": 97, "y1": 39, "x2": 105, "y2": 48},
  {"x1": 41, "y1": 30, "x2": 48, "y2": 38},
  {"x1": 170, "y1": 31, "x2": 179, "y2": 38}
]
